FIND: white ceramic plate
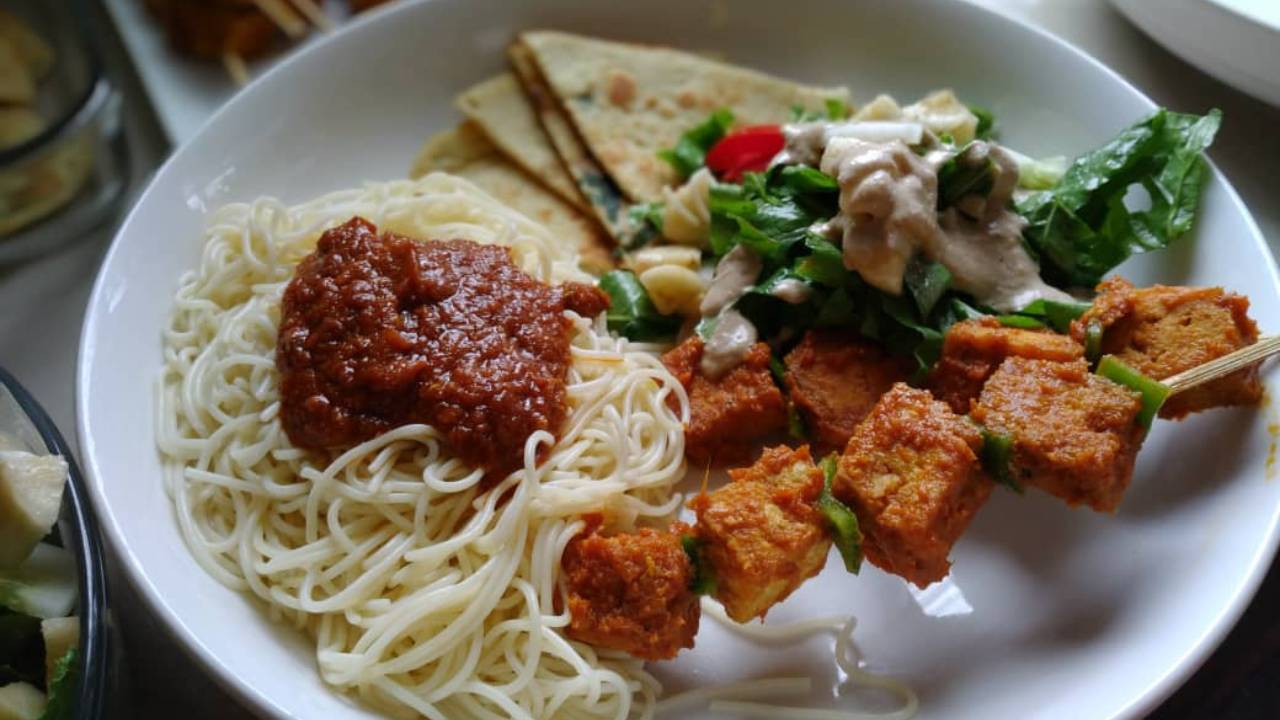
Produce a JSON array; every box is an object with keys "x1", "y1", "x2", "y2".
[
  {"x1": 1111, "y1": 0, "x2": 1280, "y2": 108},
  {"x1": 77, "y1": 1, "x2": 1280, "y2": 718}
]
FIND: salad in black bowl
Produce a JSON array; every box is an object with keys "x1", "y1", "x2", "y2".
[{"x1": 0, "y1": 367, "x2": 109, "y2": 719}]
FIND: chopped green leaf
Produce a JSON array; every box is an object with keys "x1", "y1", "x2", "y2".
[
  {"x1": 1096, "y1": 355, "x2": 1170, "y2": 430},
  {"x1": 905, "y1": 257, "x2": 952, "y2": 318},
  {"x1": 794, "y1": 234, "x2": 846, "y2": 288},
  {"x1": 598, "y1": 270, "x2": 681, "y2": 342},
  {"x1": 778, "y1": 165, "x2": 838, "y2": 194},
  {"x1": 978, "y1": 427, "x2": 1021, "y2": 492},
  {"x1": 937, "y1": 142, "x2": 997, "y2": 210},
  {"x1": 659, "y1": 109, "x2": 734, "y2": 180},
  {"x1": 826, "y1": 98, "x2": 851, "y2": 120},
  {"x1": 970, "y1": 104, "x2": 996, "y2": 140},
  {"x1": 681, "y1": 535, "x2": 717, "y2": 596},
  {"x1": 37, "y1": 646, "x2": 77, "y2": 720},
  {"x1": 1018, "y1": 108, "x2": 1222, "y2": 287},
  {"x1": 817, "y1": 453, "x2": 862, "y2": 573}
]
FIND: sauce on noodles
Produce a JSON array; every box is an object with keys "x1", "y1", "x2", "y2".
[{"x1": 276, "y1": 217, "x2": 609, "y2": 474}]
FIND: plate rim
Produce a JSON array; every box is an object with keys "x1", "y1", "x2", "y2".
[{"x1": 76, "y1": 0, "x2": 1280, "y2": 717}]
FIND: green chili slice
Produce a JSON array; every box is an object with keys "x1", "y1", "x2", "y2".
[
  {"x1": 1096, "y1": 355, "x2": 1170, "y2": 430},
  {"x1": 681, "y1": 535, "x2": 717, "y2": 596},
  {"x1": 979, "y1": 427, "x2": 1022, "y2": 492},
  {"x1": 1084, "y1": 319, "x2": 1104, "y2": 365},
  {"x1": 817, "y1": 453, "x2": 863, "y2": 573}
]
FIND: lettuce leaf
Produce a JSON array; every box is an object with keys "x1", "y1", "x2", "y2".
[
  {"x1": 37, "y1": 646, "x2": 76, "y2": 720},
  {"x1": 658, "y1": 109, "x2": 734, "y2": 180},
  {"x1": 598, "y1": 270, "x2": 681, "y2": 342},
  {"x1": 1018, "y1": 108, "x2": 1221, "y2": 287}
]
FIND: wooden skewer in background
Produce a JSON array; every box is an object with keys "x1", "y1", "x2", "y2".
[
  {"x1": 252, "y1": 0, "x2": 308, "y2": 38},
  {"x1": 1163, "y1": 334, "x2": 1280, "y2": 394},
  {"x1": 289, "y1": 0, "x2": 334, "y2": 32},
  {"x1": 222, "y1": 52, "x2": 250, "y2": 87}
]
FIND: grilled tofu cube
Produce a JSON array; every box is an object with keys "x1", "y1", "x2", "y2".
[
  {"x1": 835, "y1": 384, "x2": 990, "y2": 588},
  {"x1": 1072, "y1": 277, "x2": 1262, "y2": 418},
  {"x1": 929, "y1": 317, "x2": 1084, "y2": 414},
  {"x1": 662, "y1": 337, "x2": 787, "y2": 465},
  {"x1": 561, "y1": 524, "x2": 700, "y2": 660},
  {"x1": 692, "y1": 445, "x2": 830, "y2": 622},
  {"x1": 784, "y1": 329, "x2": 912, "y2": 451},
  {"x1": 971, "y1": 357, "x2": 1144, "y2": 512}
]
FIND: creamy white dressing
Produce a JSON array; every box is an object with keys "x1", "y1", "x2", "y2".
[
  {"x1": 806, "y1": 134, "x2": 1069, "y2": 312},
  {"x1": 819, "y1": 137, "x2": 937, "y2": 295},
  {"x1": 775, "y1": 121, "x2": 925, "y2": 167},
  {"x1": 701, "y1": 308, "x2": 758, "y2": 379},
  {"x1": 770, "y1": 278, "x2": 812, "y2": 304},
  {"x1": 700, "y1": 244, "x2": 761, "y2": 316}
]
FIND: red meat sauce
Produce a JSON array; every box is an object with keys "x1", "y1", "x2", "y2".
[{"x1": 276, "y1": 217, "x2": 609, "y2": 476}]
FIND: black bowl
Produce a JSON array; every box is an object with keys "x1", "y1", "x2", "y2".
[{"x1": 0, "y1": 366, "x2": 113, "y2": 718}]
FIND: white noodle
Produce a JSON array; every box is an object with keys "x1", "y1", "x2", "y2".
[
  {"x1": 685, "y1": 598, "x2": 917, "y2": 720},
  {"x1": 159, "y1": 174, "x2": 687, "y2": 719}
]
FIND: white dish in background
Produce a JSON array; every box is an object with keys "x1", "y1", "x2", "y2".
[
  {"x1": 1111, "y1": 0, "x2": 1280, "y2": 107},
  {"x1": 77, "y1": 0, "x2": 1280, "y2": 719},
  {"x1": 101, "y1": 0, "x2": 378, "y2": 144}
]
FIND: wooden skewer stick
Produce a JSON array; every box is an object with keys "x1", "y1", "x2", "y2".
[
  {"x1": 1163, "y1": 334, "x2": 1280, "y2": 395},
  {"x1": 222, "y1": 52, "x2": 250, "y2": 87},
  {"x1": 253, "y1": 0, "x2": 309, "y2": 39},
  {"x1": 289, "y1": 0, "x2": 334, "y2": 32}
]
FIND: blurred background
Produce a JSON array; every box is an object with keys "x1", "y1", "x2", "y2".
[{"x1": 0, "y1": 0, "x2": 1276, "y2": 716}]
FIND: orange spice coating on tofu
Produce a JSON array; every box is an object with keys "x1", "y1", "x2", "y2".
[
  {"x1": 971, "y1": 357, "x2": 1144, "y2": 513},
  {"x1": 784, "y1": 329, "x2": 913, "y2": 451},
  {"x1": 1071, "y1": 277, "x2": 1262, "y2": 419},
  {"x1": 834, "y1": 384, "x2": 990, "y2": 588},
  {"x1": 561, "y1": 523, "x2": 699, "y2": 660},
  {"x1": 691, "y1": 445, "x2": 831, "y2": 622},
  {"x1": 929, "y1": 317, "x2": 1084, "y2": 415},
  {"x1": 661, "y1": 337, "x2": 787, "y2": 465}
]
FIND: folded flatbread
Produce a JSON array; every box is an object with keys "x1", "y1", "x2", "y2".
[
  {"x1": 456, "y1": 73, "x2": 586, "y2": 210},
  {"x1": 508, "y1": 39, "x2": 631, "y2": 240},
  {"x1": 410, "y1": 121, "x2": 614, "y2": 273},
  {"x1": 517, "y1": 30, "x2": 852, "y2": 203}
]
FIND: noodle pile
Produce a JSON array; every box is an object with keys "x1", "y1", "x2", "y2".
[{"x1": 158, "y1": 174, "x2": 689, "y2": 719}]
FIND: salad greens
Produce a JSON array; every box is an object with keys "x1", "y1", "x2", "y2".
[
  {"x1": 36, "y1": 647, "x2": 76, "y2": 720},
  {"x1": 598, "y1": 270, "x2": 682, "y2": 342},
  {"x1": 1018, "y1": 108, "x2": 1222, "y2": 288},
  {"x1": 969, "y1": 104, "x2": 996, "y2": 140},
  {"x1": 636, "y1": 102, "x2": 1221, "y2": 373},
  {"x1": 658, "y1": 108, "x2": 734, "y2": 181}
]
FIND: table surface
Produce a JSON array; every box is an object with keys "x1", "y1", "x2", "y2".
[{"x1": 2, "y1": 0, "x2": 1277, "y2": 717}]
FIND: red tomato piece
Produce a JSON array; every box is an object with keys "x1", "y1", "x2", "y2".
[{"x1": 705, "y1": 125, "x2": 785, "y2": 182}]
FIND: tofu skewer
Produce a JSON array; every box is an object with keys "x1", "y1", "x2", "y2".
[
  {"x1": 1163, "y1": 334, "x2": 1280, "y2": 395},
  {"x1": 561, "y1": 284, "x2": 1278, "y2": 659}
]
